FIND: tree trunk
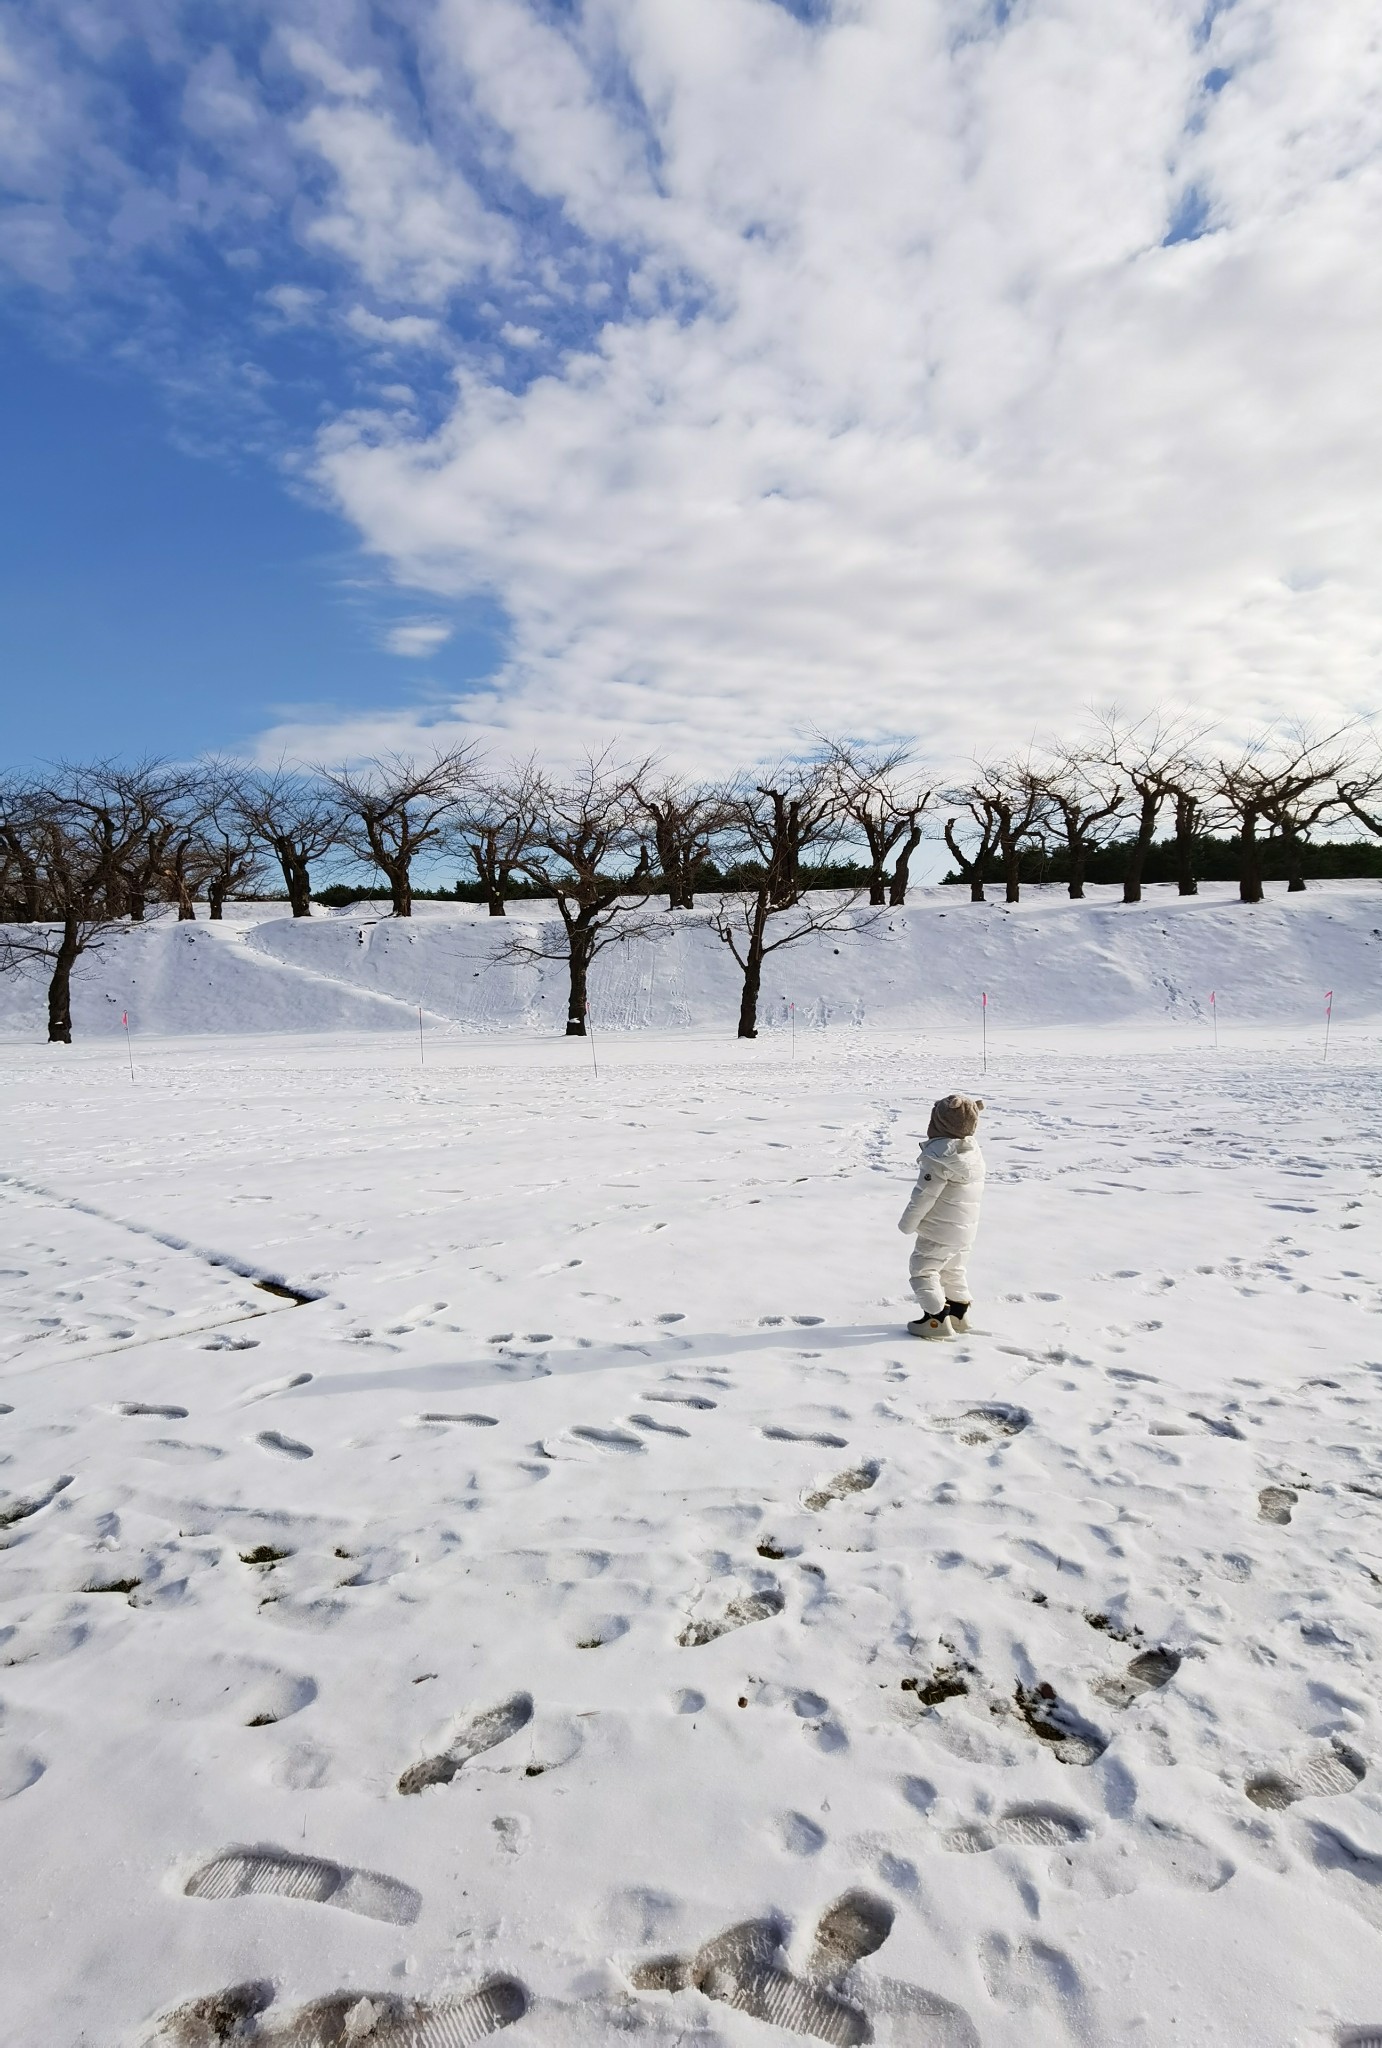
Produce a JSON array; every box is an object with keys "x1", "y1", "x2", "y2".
[
  {"x1": 1279, "y1": 823, "x2": 1306, "y2": 892},
  {"x1": 561, "y1": 903, "x2": 599, "y2": 1034},
  {"x1": 888, "y1": 825, "x2": 921, "y2": 907},
  {"x1": 1239, "y1": 809, "x2": 1264, "y2": 903},
  {"x1": 944, "y1": 820, "x2": 988, "y2": 905},
  {"x1": 736, "y1": 891, "x2": 771, "y2": 1039},
  {"x1": 868, "y1": 866, "x2": 886, "y2": 907},
  {"x1": 177, "y1": 888, "x2": 196, "y2": 921},
  {"x1": 1001, "y1": 832, "x2": 1021, "y2": 904},
  {"x1": 47, "y1": 918, "x2": 80, "y2": 1044},
  {"x1": 276, "y1": 842, "x2": 312, "y2": 916},
  {"x1": 1174, "y1": 795, "x2": 1198, "y2": 896},
  {"x1": 487, "y1": 893, "x2": 506, "y2": 916},
  {"x1": 129, "y1": 889, "x2": 146, "y2": 923},
  {"x1": 1067, "y1": 837, "x2": 1086, "y2": 900},
  {"x1": 208, "y1": 878, "x2": 226, "y2": 921},
  {"x1": 565, "y1": 932, "x2": 591, "y2": 1034},
  {"x1": 388, "y1": 866, "x2": 412, "y2": 918},
  {"x1": 1123, "y1": 791, "x2": 1159, "y2": 905}
]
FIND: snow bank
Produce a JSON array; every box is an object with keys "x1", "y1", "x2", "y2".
[{"x1": 2, "y1": 880, "x2": 1379, "y2": 1039}]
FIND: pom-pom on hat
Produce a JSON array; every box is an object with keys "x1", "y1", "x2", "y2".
[{"x1": 928, "y1": 1093, "x2": 985, "y2": 1140}]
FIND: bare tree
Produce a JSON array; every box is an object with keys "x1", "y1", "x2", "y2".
[
  {"x1": 457, "y1": 765, "x2": 540, "y2": 917},
  {"x1": 326, "y1": 750, "x2": 474, "y2": 917},
  {"x1": 508, "y1": 754, "x2": 662, "y2": 1035},
  {"x1": 827, "y1": 743, "x2": 932, "y2": 906},
  {"x1": 942, "y1": 758, "x2": 1044, "y2": 905},
  {"x1": 710, "y1": 760, "x2": 869, "y2": 1040},
  {"x1": 1337, "y1": 738, "x2": 1382, "y2": 843},
  {"x1": 235, "y1": 768, "x2": 341, "y2": 917},
  {"x1": 1217, "y1": 724, "x2": 1356, "y2": 900},
  {"x1": 200, "y1": 764, "x2": 265, "y2": 920},
  {"x1": 635, "y1": 774, "x2": 733, "y2": 912},
  {"x1": 1098, "y1": 712, "x2": 1211, "y2": 905},
  {"x1": 1038, "y1": 748, "x2": 1124, "y2": 900},
  {"x1": 942, "y1": 794, "x2": 1000, "y2": 903},
  {"x1": 0, "y1": 773, "x2": 133, "y2": 1042},
  {"x1": 1163, "y1": 753, "x2": 1215, "y2": 898}
]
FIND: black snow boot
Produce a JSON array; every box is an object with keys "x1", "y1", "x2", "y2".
[
  {"x1": 944, "y1": 1300, "x2": 971, "y2": 1332},
  {"x1": 908, "y1": 1313, "x2": 954, "y2": 1341}
]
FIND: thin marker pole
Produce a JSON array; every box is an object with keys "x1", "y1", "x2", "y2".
[
  {"x1": 1324, "y1": 989, "x2": 1333, "y2": 1062},
  {"x1": 981, "y1": 990, "x2": 988, "y2": 1076},
  {"x1": 122, "y1": 1010, "x2": 134, "y2": 1084},
  {"x1": 585, "y1": 1002, "x2": 599, "y2": 1079},
  {"x1": 418, "y1": 1005, "x2": 425, "y2": 1068},
  {"x1": 790, "y1": 1000, "x2": 795, "y2": 1060},
  {"x1": 1210, "y1": 990, "x2": 1217, "y2": 1052}
]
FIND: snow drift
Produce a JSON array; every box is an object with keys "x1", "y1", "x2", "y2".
[{"x1": 1, "y1": 880, "x2": 1378, "y2": 1039}]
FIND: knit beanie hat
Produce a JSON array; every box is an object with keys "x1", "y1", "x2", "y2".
[{"x1": 928, "y1": 1092, "x2": 984, "y2": 1140}]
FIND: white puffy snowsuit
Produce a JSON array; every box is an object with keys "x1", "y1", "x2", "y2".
[{"x1": 898, "y1": 1135, "x2": 986, "y2": 1315}]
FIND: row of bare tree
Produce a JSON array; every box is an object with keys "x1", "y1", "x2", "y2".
[{"x1": 2, "y1": 718, "x2": 1379, "y2": 1044}]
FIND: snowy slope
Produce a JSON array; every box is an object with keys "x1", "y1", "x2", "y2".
[
  {"x1": 2, "y1": 1027, "x2": 1382, "y2": 2047},
  {"x1": 2, "y1": 881, "x2": 1380, "y2": 1041}
]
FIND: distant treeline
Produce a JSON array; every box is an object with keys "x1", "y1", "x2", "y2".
[{"x1": 944, "y1": 833, "x2": 1382, "y2": 888}]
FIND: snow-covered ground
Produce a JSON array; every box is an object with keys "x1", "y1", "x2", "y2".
[
  {"x1": 1, "y1": 880, "x2": 1380, "y2": 1043},
  {"x1": 3, "y1": 1012, "x2": 1382, "y2": 2046}
]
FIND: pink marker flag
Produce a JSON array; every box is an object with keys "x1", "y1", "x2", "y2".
[
  {"x1": 1326, "y1": 989, "x2": 1334, "y2": 1010},
  {"x1": 122, "y1": 1011, "x2": 128, "y2": 1026}
]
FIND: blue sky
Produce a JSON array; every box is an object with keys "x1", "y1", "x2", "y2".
[
  {"x1": 0, "y1": 326, "x2": 506, "y2": 767},
  {"x1": 2, "y1": 1, "x2": 1378, "y2": 774}
]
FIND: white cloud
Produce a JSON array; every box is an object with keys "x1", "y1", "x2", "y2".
[
  {"x1": 301, "y1": 0, "x2": 1382, "y2": 767},
  {"x1": 384, "y1": 619, "x2": 454, "y2": 658},
  {"x1": 262, "y1": 282, "x2": 322, "y2": 323},
  {"x1": 10, "y1": 0, "x2": 1382, "y2": 771},
  {"x1": 346, "y1": 305, "x2": 447, "y2": 350}
]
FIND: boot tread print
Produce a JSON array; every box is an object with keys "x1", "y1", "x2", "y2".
[{"x1": 907, "y1": 1314, "x2": 954, "y2": 1341}]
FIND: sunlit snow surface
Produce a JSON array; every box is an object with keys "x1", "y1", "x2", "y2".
[{"x1": 3, "y1": 1026, "x2": 1382, "y2": 2046}]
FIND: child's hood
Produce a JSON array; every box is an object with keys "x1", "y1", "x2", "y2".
[{"x1": 916, "y1": 1134, "x2": 983, "y2": 1181}]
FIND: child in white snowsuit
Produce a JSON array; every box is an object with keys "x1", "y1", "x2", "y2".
[{"x1": 898, "y1": 1093, "x2": 985, "y2": 1339}]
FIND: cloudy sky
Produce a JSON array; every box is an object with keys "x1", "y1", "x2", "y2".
[{"x1": 3, "y1": 0, "x2": 1379, "y2": 773}]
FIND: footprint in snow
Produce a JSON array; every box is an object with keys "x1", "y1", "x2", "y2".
[
  {"x1": 1246, "y1": 1741, "x2": 1366, "y2": 1809},
  {"x1": 678, "y1": 1584, "x2": 784, "y2": 1648},
  {"x1": 146, "y1": 1978, "x2": 526, "y2": 2046},
  {"x1": 1012, "y1": 1684, "x2": 1109, "y2": 1765},
  {"x1": 184, "y1": 1845, "x2": 419, "y2": 1925},
  {"x1": 629, "y1": 1413, "x2": 690, "y2": 1437},
  {"x1": 645, "y1": 1391, "x2": 716, "y2": 1410},
  {"x1": 762, "y1": 1426, "x2": 848, "y2": 1448},
  {"x1": 0, "y1": 1747, "x2": 45, "y2": 1800},
  {"x1": 0, "y1": 1476, "x2": 73, "y2": 1528},
  {"x1": 239, "y1": 1372, "x2": 312, "y2": 1404},
  {"x1": 802, "y1": 1462, "x2": 878, "y2": 1510},
  {"x1": 1258, "y1": 1484, "x2": 1299, "y2": 1524},
  {"x1": 415, "y1": 1411, "x2": 498, "y2": 1427},
  {"x1": 1092, "y1": 1647, "x2": 1181, "y2": 1710},
  {"x1": 927, "y1": 1405, "x2": 1030, "y2": 1446},
  {"x1": 938, "y1": 1806, "x2": 1088, "y2": 1854},
  {"x1": 114, "y1": 1402, "x2": 188, "y2": 1420},
  {"x1": 541, "y1": 1424, "x2": 646, "y2": 1458},
  {"x1": 398, "y1": 1692, "x2": 533, "y2": 1794},
  {"x1": 1057, "y1": 1816, "x2": 1233, "y2": 1897},
  {"x1": 631, "y1": 1911, "x2": 870, "y2": 2044},
  {"x1": 254, "y1": 1431, "x2": 313, "y2": 1461}
]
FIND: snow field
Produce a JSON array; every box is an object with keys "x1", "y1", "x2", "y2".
[{"x1": 1, "y1": 1027, "x2": 1382, "y2": 2045}]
